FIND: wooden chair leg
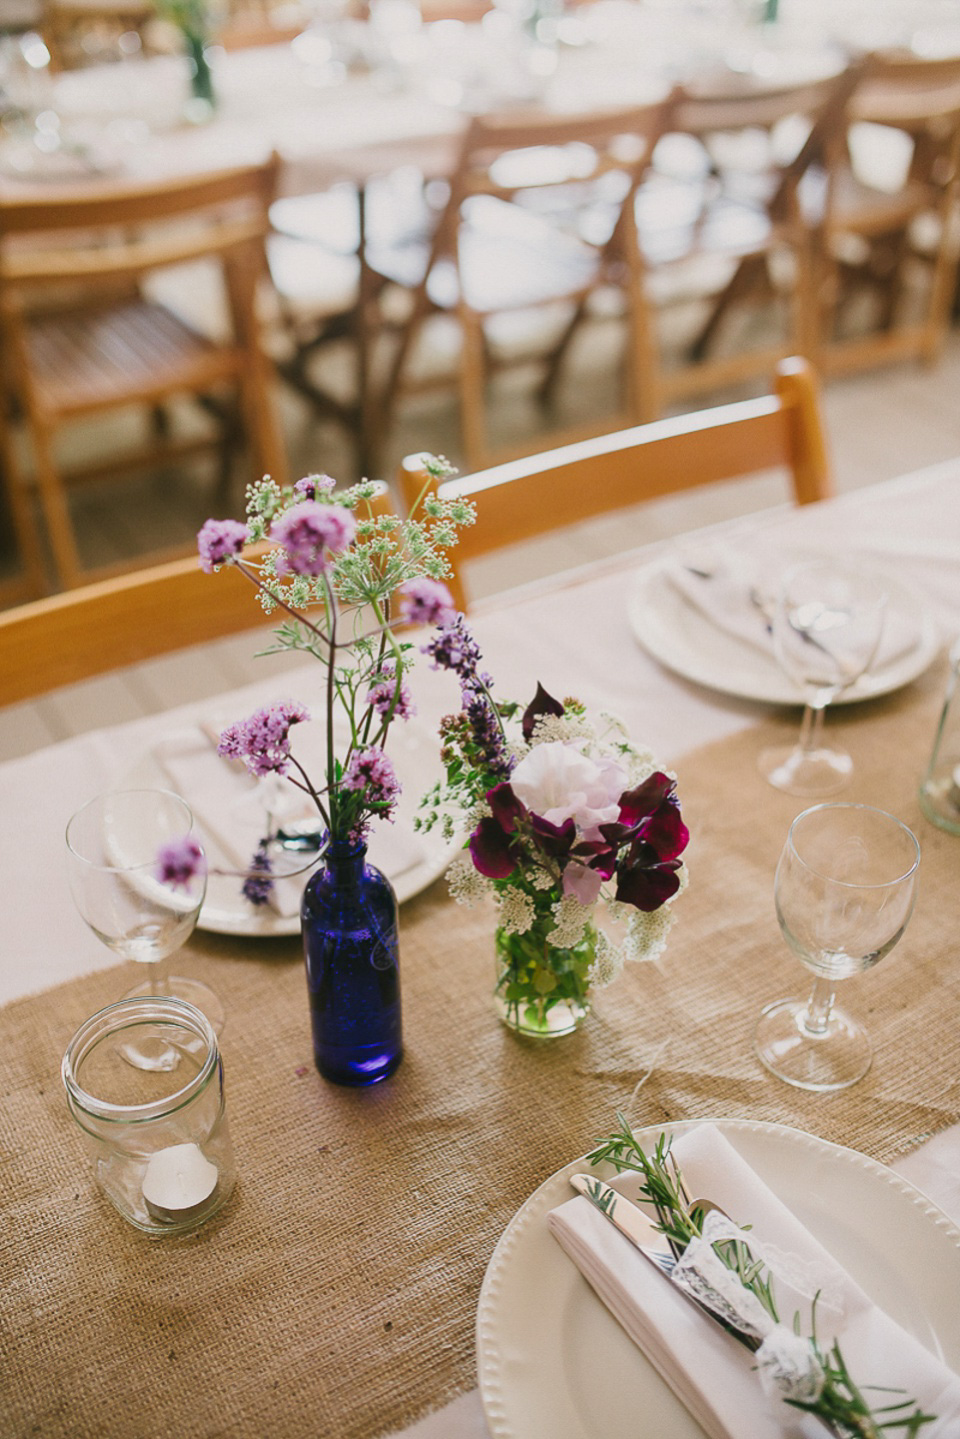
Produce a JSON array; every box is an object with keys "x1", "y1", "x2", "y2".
[
  {"x1": 30, "y1": 416, "x2": 83, "y2": 589},
  {"x1": 922, "y1": 230, "x2": 960, "y2": 366},
  {"x1": 458, "y1": 306, "x2": 488, "y2": 470},
  {"x1": 538, "y1": 296, "x2": 588, "y2": 411},
  {"x1": 0, "y1": 403, "x2": 47, "y2": 598}
]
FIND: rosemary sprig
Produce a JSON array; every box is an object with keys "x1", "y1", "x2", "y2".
[{"x1": 586, "y1": 1117, "x2": 936, "y2": 1439}]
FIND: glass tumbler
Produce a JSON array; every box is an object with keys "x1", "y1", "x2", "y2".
[{"x1": 62, "y1": 996, "x2": 236, "y2": 1236}]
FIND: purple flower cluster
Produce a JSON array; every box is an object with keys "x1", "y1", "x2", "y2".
[
  {"x1": 270, "y1": 501, "x2": 355, "y2": 578},
  {"x1": 155, "y1": 836, "x2": 207, "y2": 890},
  {"x1": 426, "y1": 616, "x2": 511, "y2": 779},
  {"x1": 218, "y1": 700, "x2": 310, "y2": 779},
  {"x1": 197, "y1": 518, "x2": 248, "y2": 573},
  {"x1": 241, "y1": 838, "x2": 274, "y2": 907},
  {"x1": 367, "y1": 664, "x2": 416, "y2": 721},
  {"x1": 423, "y1": 614, "x2": 483, "y2": 677},
  {"x1": 293, "y1": 474, "x2": 337, "y2": 501},
  {"x1": 397, "y1": 577, "x2": 457, "y2": 628},
  {"x1": 342, "y1": 747, "x2": 401, "y2": 819}
]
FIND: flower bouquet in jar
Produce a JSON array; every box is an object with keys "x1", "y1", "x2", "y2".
[{"x1": 417, "y1": 619, "x2": 689, "y2": 1037}]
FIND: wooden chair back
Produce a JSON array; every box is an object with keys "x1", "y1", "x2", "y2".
[
  {"x1": 399, "y1": 357, "x2": 832, "y2": 611},
  {"x1": 0, "y1": 482, "x2": 394, "y2": 705},
  {"x1": 0, "y1": 156, "x2": 280, "y2": 286}
]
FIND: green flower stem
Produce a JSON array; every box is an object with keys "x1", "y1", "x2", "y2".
[{"x1": 322, "y1": 573, "x2": 338, "y2": 836}]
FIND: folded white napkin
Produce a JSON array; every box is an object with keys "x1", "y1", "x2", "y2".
[
  {"x1": 153, "y1": 721, "x2": 426, "y2": 919},
  {"x1": 548, "y1": 1124, "x2": 960, "y2": 1439},
  {"x1": 665, "y1": 551, "x2": 922, "y2": 672}
]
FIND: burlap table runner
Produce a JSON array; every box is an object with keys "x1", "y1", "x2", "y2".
[{"x1": 4, "y1": 660, "x2": 958, "y2": 1439}]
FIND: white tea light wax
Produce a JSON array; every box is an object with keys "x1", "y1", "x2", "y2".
[{"x1": 143, "y1": 1142, "x2": 219, "y2": 1224}]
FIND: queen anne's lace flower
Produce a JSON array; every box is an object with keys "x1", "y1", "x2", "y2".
[
  {"x1": 588, "y1": 930, "x2": 626, "y2": 987},
  {"x1": 624, "y1": 905, "x2": 675, "y2": 963},
  {"x1": 447, "y1": 855, "x2": 491, "y2": 906},
  {"x1": 549, "y1": 893, "x2": 591, "y2": 948},
  {"x1": 528, "y1": 712, "x2": 595, "y2": 747},
  {"x1": 498, "y1": 886, "x2": 536, "y2": 935}
]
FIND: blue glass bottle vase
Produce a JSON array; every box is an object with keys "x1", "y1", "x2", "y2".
[{"x1": 301, "y1": 842, "x2": 403, "y2": 1086}]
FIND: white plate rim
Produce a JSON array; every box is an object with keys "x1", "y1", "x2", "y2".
[
  {"x1": 628, "y1": 559, "x2": 941, "y2": 706},
  {"x1": 121, "y1": 723, "x2": 459, "y2": 937},
  {"x1": 476, "y1": 1115, "x2": 960, "y2": 1439}
]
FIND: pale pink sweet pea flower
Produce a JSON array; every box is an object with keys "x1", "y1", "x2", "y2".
[
  {"x1": 562, "y1": 861, "x2": 604, "y2": 906},
  {"x1": 509, "y1": 742, "x2": 627, "y2": 842}
]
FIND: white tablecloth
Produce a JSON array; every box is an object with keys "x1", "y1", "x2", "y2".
[{"x1": 4, "y1": 459, "x2": 960, "y2": 1436}]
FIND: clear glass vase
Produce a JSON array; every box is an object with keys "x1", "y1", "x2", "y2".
[
  {"x1": 493, "y1": 896, "x2": 595, "y2": 1038},
  {"x1": 301, "y1": 841, "x2": 403, "y2": 1086}
]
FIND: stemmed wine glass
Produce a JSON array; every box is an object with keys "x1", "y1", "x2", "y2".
[
  {"x1": 755, "y1": 803, "x2": 920, "y2": 1092},
  {"x1": 66, "y1": 789, "x2": 224, "y2": 1070},
  {"x1": 759, "y1": 561, "x2": 887, "y2": 796}
]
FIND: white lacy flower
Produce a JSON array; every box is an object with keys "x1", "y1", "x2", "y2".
[
  {"x1": 624, "y1": 746, "x2": 658, "y2": 785},
  {"x1": 623, "y1": 906, "x2": 675, "y2": 963},
  {"x1": 529, "y1": 712, "x2": 595, "y2": 747},
  {"x1": 510, "y1": 741, "x2": 626, "y2": 841},
  {"x1": 549, "y1": 894, "x2": 591, "y2": 948},
  {"x1": 498, "y1": 886, "x2": 536, "y2": 935},
  {"x1": 530, "y1": 867, "x2": 557, "y2": 891},
  {"x1": 588, "y1": 930, "x2": 625, "y2": 987},
  {"x1": 446, "y1": 856, "x2": 490, "y2": 907}
]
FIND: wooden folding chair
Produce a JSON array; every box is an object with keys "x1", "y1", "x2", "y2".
[
  {"x1": 399, "y1": 356, "x2": 831, "y2": 611},
  {"x1": 580, "y1": 66, "x2": 863, "y2": 416},
  {"x1": 813, "y1": 50, "x2": 960, "y2": 375},
  {"x1": 368, "y1": 98, "x2": 673, "y2": 473},
  {"x1": 0, "y1": 481, "x2": 394, "y2": 705},
  {"x1": 0, "y1": 156, "x2": 288, "y2": 592}
]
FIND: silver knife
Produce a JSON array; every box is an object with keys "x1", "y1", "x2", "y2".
[
  {"x1": 569, "y1": 1173, "x2": 675, "y2": 1275},
  {"x1": 569, "y1": 1172, "x2": 759, "y2": 1347}
]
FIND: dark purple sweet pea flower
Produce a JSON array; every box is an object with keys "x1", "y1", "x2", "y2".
[
  {"x1": 155, "y1": 836, "x2": 206, "y2": 890},
  {"x1": 615, "y1": 855, "x2": 683, "y2": 912},
  {"x1": 488, "y1": 782, "x2": 526, "y2": 833},
  {"x1": 529, "y1": 813, "x2": 577, "y2": 860},
  {"x1": 397, "y1": 577, "x2": 457, "y2": 628},
  {"x1": 469, "y1": 816, "x2": 518, "y2": 878},
  {"x1": 521, "y1": 682, "x2": 564, "y2": 740},
  {"x1": 197, "y1": 518, "x2": 248, "y2": 573},
  {"x1": 270, "y1": 501, "x2": 355, "y2": 578}
]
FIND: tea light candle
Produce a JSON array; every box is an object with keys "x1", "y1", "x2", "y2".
[{"x1": 143, "y1": 1142, "x2": 219, "y2": 1224}]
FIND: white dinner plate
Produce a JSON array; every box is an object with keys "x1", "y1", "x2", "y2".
[
  {"x1": 477, "y1": 1117, "x2": 960, "y2": 1439},
  {"x1": 122, "y1": 717, "x2": 458, "y2": 937},
  {"x1": 628, "y1": 559, "x2": 940, "y2": 705}
]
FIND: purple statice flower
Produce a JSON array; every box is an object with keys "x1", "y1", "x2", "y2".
[
  {"x1": 423, "y1": 614, "x2": 483, "y2": 679},
  {"x1": 241, "y1": 838, "x2": 274, "y2": 907},
  {"x1": 197, "y1": 518, "x2": 248, "y2": 573},
  {"x1": 397, "y1": 577, "x2": 457, "y2": 628},
  {"x1": 367, "y1": 664, "x2": 416, "y2": 721},
  {"x1": 218, "y1": 700, "x2": 310, "y2": 779},
  {"x1": 155, "y1": 836, "x2": 207, "y2": 890},
  {"x1": 270, "y1": 501, "x2": 355, "y2": 578},
  {"x1": 342, "y1": 747, "x2": 401, "y2": 820},
  {"x1": 293, "y1": 474, "x2": 337, "y2": 501}
]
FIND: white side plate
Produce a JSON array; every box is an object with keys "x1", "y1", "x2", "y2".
[
  {"x1": 477, "y1": 1117, "x2": 960, "y2": 1439},
  {"x1": 628, "y1": 561, "x2": 940, "y2": 705}
]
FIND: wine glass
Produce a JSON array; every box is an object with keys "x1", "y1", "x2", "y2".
[
  {"x1": 66, "y1": 789, "x2": 224, "y2": 1070},
  {"x1": 759, "y1": 560, "x2": 887, "y2": 796},
  {"x1": 755, "y1": 803, "x2": 920, "y2": 1091}
]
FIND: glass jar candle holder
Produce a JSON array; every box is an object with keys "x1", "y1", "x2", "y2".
[{"x1": 62, "y1": 996, "x2": 236, "y2": 1236}]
